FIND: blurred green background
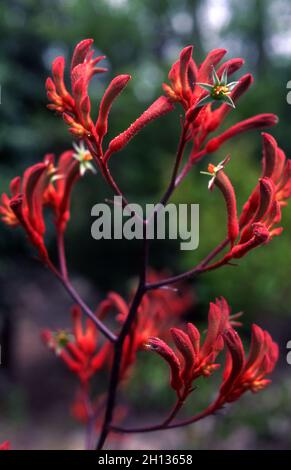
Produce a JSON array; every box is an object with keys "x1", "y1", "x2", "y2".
[{"x1": 1, "y1": 0, "x2": 291, "y2": 450}]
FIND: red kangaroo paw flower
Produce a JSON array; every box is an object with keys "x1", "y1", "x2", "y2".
[
  {"x1": 239, "y1": 177, "x2": 275, "y2": 243},
  {"x1": 207, "y1": 74, "x2": 253, "y2": 132},
  {"x1": 71, "y1": 39, "x2": 94, "y2": 71},
  {"x1": 179, "y1": 45, "x2": 195, "y2": 102},
  {"x1": 52, "y1": 57, "x2": 73, "y2": 106},
  {"x1": 201, "y1": 301, "x2": 226, "y2": 358},
  {"x1": 206, "y1": 158, "x2": 239, "y2": 246},
  {"x1": 216, "y1": 58, "x2": 245, "y2": 78},
  {"x1": 218, "y1": 328, "x2": 245, "y2": 402},
  {"x1": 0, "y1": 147, "x2": 88, "y2": 257},
  {"x1": 96, "y1": 74, "x2": 131, "y2": 143},
  {"x1": 1, "y1": 160, "x2": 54, "y2": 261},
  {"x1": 47, "y1": 39, "x2": 106, "y2": 141},
  {"x1": 171, "y1": 327, "x2": 196, "y2": 383},
  {"x1": 163, "y1": 46, "x2": 197, "y2": 106},
  {"x1": 145, "y1": 337, "x2": 183, "y2": 394},
  {"x1": 206, "y1": 114, "x2": 278, "y2": 153},
  {"x1": 105, "y1": 96, "x2": 174, "y2": 160},
  {"x1": 146, "y1": 297, "x2": 241, "y2": 398},
  {"x1": 72, "y1": 305, "x2": 98, "y2": 355},
  {"x1": 218, "y1": 324, "x2": 278, "y2": 404},
  {"x1": 261, "y1": 132, "x2": 278, "y2": 178},
  {"x1": 42, "y1": 304, "x2": 111, "y2": 385},
  {"x1": 236, "y1": 137, "x2": 286, "y2": 243},
  {"x1": 187, "y1": 323, "x2": 200, "y2": 356},
  {"x1": 0, "y1": 177, "x2": 21, "y2": 226},
  {"x1": 230, "y1": 223, "x2": 270, "y2": 259},
  {"x1": 239, "y1": 189, "x2": 260, "y2": 230},
  {"x1": 10, "y1": 194, "x2": 48, "y2": 261},
  {"x1": 44, "y1": 149, "x2": 85, "y2": 233},
  {"x1": 196, "y1": 48, "x2": 227, "y2": 85}
]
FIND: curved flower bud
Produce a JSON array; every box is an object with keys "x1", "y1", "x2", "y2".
[
  {"x1": 145, "y1": 337, "x2": 183, "y2": 394},
  {"x1": 179, "y1": 45, "x2": 194, "y2": 101},
  {"x1": 217, "y1": 324, "x2": 278, "y2": 404},
  {"x1": 261, "y1": 132, "x2": 278, "y2": 178},
  {"x1": 42, "y1": 304, "x2": 110, "y2": 384},
  {"x1": 196, "y1": 48, "x2": 227, "y2": 85},
  {"x1": 96, "y1": 74, "x2": 131, "y2": 142},
  {"x1": 206, "y1": 114, "x2": 278, "y2": 153},
  {"x1": 105, "y1": 96, "x2": 174, "y2": 160},
  {"x1": 203, "y1": 157, "x2": 239, "y2": 246},
  {"x1": 71, "y1": 39, "x2": 94, "y2": 71},
  {"x1": 230, "y1": 223, "x2": 270, "y2": 259},
  {"x1": 171, "y1": 327, "x2": 195, "y2": 383},
  {"x1": 216, "y1": 58, "x2": 245, "y2": 78},
  {"x1": 239, "y1": 177, "x2": 274, "y2": 244}
]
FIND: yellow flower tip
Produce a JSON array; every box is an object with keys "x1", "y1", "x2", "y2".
[{"x1": 213, "y1": 84, "x2": 229, "y2": 97}]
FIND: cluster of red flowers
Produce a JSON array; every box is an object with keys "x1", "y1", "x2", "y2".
[
  {"x1": 162, "y1": 45, "x2": 278, "y2": 162},
  {"x1": 0, "y1": 149, "x2": 87, "y2": 262},
  {"x1": 41, "y1": 276, "x2": 193, "y2": 425},
  {"x1": 46, "y1": 39, "x2": 174, "y2": 170},
  {"x1": 42, "y1": 305, "x2": 110, "y2": 384},
  {"x1": 146, "y1": 297, "x2": 278, "y2": 409},
  {"x1": 204, "y1": 132, "x2": 291, "y2": 267},
  {"x1": 0, "y1": 39, "x2": 285, "y2": 447}
]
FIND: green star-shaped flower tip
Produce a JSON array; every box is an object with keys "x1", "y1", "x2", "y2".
[{"x1": 196, "y1": 66, "x2": 238, "y2": 108}]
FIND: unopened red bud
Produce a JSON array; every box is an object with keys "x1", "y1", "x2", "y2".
[
  {"x1": 206, "y1": 114, "x2": 279, "y2": 153},
  {"x1": 71, "y1": 38, "x2": 94, "y2": 71},
  {"x1": 96, "y1": 74, "x2": 131, "y2": 141},
  {"x1": 198, "y1": 48, "x2": 227, "y2": 83},
  {"x1": 262, "y1": 133, "x2": 278, "y2": 178},
  {"x1": 217, "y1": 58, "x2": 245, "y2": 78},
  {"x1": 52, "y1": 57, "x2": 68, "y2": 98},
  {"x1": 214, "y1": 169, "x2": 239, "y2": 246},
  {"x1": 219, "y1": 328, "x2": 245, "y2": 399},
  {"x1": 171, "y1": 327, "x2": 195, "y2": 383},
  {"x1": 255, "y1": 177, "x2": 275, "y2": 222},
  {"x1": 231, "y1": 223, "x2": 270, "y2": 259},
  {"x1": 146, "y1": 337, "x2": 183, "y2": 393},
  {"x1": 179, "y1": 46, "x2": 194, "y2": 100},
  {"x1": 106, "y1": 96, "x2": 174, "y2": 160},
  {"x1": 45, "y1": 77, "x2": 56, "y2": 93},
  {"x1": 187, "y1": 323, "x2": 200, "y2": 355}
]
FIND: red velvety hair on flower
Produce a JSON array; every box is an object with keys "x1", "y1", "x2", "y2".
[
  {"x1": 46, "y1": 39, "x2": 175, "y2": 172},
  {"x1": 146, "y1": 297, "x2": 241, "y2": 400},
  {"x1": 163, "y1": 45, "x2": 278, "y2": 165}
]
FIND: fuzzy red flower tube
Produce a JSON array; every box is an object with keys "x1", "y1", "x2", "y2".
[
  {"x1": 199, "y1": 134, "x2": 291, "y2": 272},
  {"x1": 112, "y1": 298, "x2": 277, "y2": 434},
  {"x1": 146, "y1": 297, "x2": 240, "y2": 401}
]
